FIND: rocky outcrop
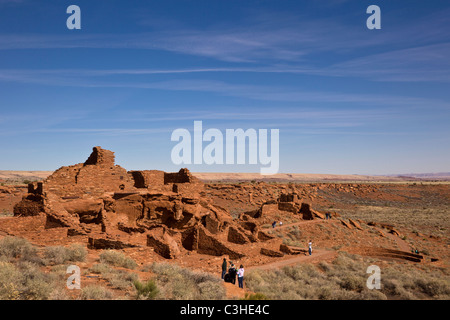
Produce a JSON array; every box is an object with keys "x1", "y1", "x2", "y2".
[{"x1": 260, "y1": 248, "x2": 284, "y2": 257}]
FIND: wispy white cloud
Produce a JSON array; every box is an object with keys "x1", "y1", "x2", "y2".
[
  {"x1": 323, "y1": 43, "x2": 450, "y2": 82},
  {"x1": 1, "y1": 6, "x2": 449, "y2": 83},
  {"x1": 2, "y1": 7, "x2": 447, "y2": 63},
  {"x1": 1, "y1": 68, "x2": 448, "y2": 109}
]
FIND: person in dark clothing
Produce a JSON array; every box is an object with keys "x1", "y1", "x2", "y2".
[
  {"x1": 221, "y1": 258, "x2": 227, "y2": 280},
  {"x1": 228, "y1": 263, "x2": 237, "y2": 284}
]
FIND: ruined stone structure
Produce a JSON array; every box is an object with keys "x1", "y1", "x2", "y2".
[
  {"x1": 13, "y1": 146, "x2": 277, "y2": 259},
  {"x1": 246, "y1": 191, "x2": 326, "y2": 221}
]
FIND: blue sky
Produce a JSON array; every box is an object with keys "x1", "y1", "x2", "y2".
[{"x1": 0, "y1": 0, "x2": 449, "y2": 174}]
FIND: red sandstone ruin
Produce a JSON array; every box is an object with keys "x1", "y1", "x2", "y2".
[{"x1": 14, "y1": 146, "x2": 326, "y2": 259}]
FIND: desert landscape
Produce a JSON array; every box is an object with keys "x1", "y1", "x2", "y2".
[{"x1": 0, "y1": 146, "x2": 448, "y2": 300}]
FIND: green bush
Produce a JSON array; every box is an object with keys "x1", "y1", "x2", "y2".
[{"x1": 133, "y1": 279, "x2": 159, "y2": 300}]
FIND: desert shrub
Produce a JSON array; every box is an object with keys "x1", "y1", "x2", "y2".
[
  {"x1": 80, "y1": 285, "x2": 113, "y2": 300},
  {"x1": 184, "y1": 269, "x2": 218, "y2": 284},
  {"x1": 0, "y1": 261, "x2": 22, "y2": 299},
  {"x1": 88, "y1": 262, "x2": 138, "y2": 290},
  {"x1": 133, "y1": 279, "x2": 159, "y2": 300},
  {"x1": 88, "y1": 263, "x2": 112, "y2": 275},
  {"x1": 198, "y1": 281, "x2": 226, "y2": 300},
  {"x1": 66, "y1": 244, "x2": 87, "y2": 262},
  {"x1": 0, "y1": 260, "x2": 54, "y2": 300},
  {"x1": 19, "y1": 262, "x2": 54, "y2": 300},
  {"x1": 43, "y1": 246, "x2": 68, "y2": 265},
  {"x1": 0, "y1": 237, "x2": 39, "y2": 262},
  {"x1": 149, "y1": 262, "x2": 225, "y2": 300},
  {"x1": 48, "y1": 288, "x2": 70, "y2": 300},
  {"x1": 99, "y1": 250, "x2": 137, "y2": 269},
  {"x1": 44, "y1": 244, "x2": 87, "y2": 265},
  {"x1": 340, "y1": 275, "x2": 365, "y2": 292},
  {"x1": 414, "y1": 278, "x2": 450, "y2": 297},
  {"x1": 316, "y1": 285, "x2": 334, "y2": 300},
  {"x1": 105, "y1": 269, "x2": 139, "y2": 290},
  {"x1": 242, "y1": 292, "x2": 268, "y2": 300},
  {"x1": 359, "y1": 289, "x2": 387, "y2": 300}
]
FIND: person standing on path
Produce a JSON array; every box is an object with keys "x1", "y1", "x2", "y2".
[
  {"x1": 308, "y1": 240, "x2": 312, "y2": 256},
  {"x1": 229, "y1": 263, "x2": 237, "y2": 284},
  {"x1": 237, "y1": 265, "x2": 245, "y2": 289},
  {"x1": 221, "y1": 258, "x2": 227, "y2": 280}
]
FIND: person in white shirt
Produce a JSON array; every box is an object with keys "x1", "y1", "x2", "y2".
[
  {"x1": 237, "y1": 265, "x2": 245, "y2": 289},
  {"x1": 308, "y1": 240, "x2": 312, "y2": 256}
]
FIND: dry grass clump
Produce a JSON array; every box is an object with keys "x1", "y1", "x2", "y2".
[
  {"x1": 0, "y1": 259, "x2": 63, "y2": 300},
  {"x1": 88, "y1": 263, "x2": 139, "y2": 290},
  {"x1": 0, "y1": 237, "x2": 57, "y2": 300},
  {"x1": 80, "y1": 285, "x2": 113, "y2": 300},
  {"x1": 99, "y1": 250, "x2": 137, "y2": 270},
  {"x1": 43, "y1": 244, "x2": 87, "y2": 265},
  {"x1": 0, "y1": 236, "x2": 41, "y2": 264}
]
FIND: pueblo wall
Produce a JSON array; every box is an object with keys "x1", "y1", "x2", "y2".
[
  {"x1": 13, "y1": 146, "x2": 277, "y2": 261},
  {"x1": 40, "y1": 147, "x2": 135, "y2": 198}
]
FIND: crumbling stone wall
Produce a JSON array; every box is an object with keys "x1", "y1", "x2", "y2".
[
  {"x1": 164, "y1": 168, "x2": 193, "y2": 184},
  {"x1": 130, "y1": 170, "x2": 165, "y2": 188},
  {"x1": 12, "y1": 146, "x2": 275, "y2": 260}
]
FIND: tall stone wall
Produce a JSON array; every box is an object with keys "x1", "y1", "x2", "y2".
[{"x1": 84, "y1": 146, "x2": 115, "y2": 166}]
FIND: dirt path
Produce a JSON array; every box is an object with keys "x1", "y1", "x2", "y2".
[
  {"x1": 247, "y1": 249, "x2": 336, "y2": 271},
  {"x1": 223, "y1": 249, "x2": 336, "y2": 298}
]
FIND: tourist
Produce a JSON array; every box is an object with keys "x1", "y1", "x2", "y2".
[
  {"x1": 279, "y1": 221, "x2": 283, "y2": 227},
  {"x1": 221, "y1": 258, "x2": 228, "y2": 280},
  {"x1": 308, "y1": 240, "x2": 312, "y2": 256},
  {"x1": 272, "y1": 221, "x2": 276, "y2": 228},
  {"x1": 228, "y1": 263, "x2": 237, "y2": 284},
  {"x1": 237, "y1": 265, "x2": 245, "y2": 289}
]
